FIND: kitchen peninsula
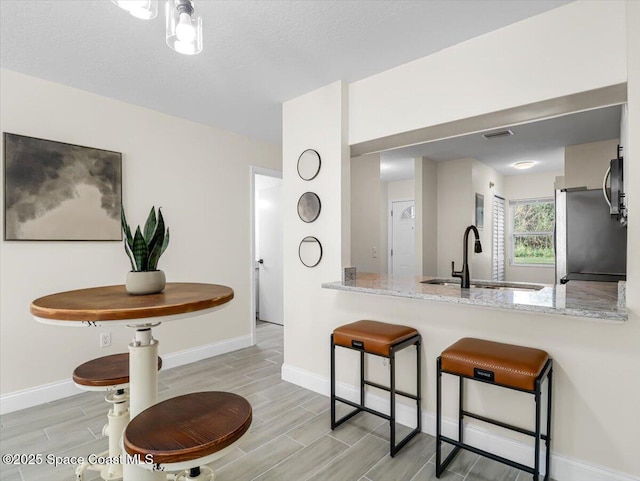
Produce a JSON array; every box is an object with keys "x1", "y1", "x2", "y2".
[{"x1": 323, "y1": 273, "x2": 626, "y2": 322}]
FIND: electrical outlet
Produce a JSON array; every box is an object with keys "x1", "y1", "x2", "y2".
[
  {"x1": 382, "y1": 358, "x2": 389, "y2": 368},
  {"x1": 371, "y1": 246, "x2": 378, "y2": 258},
  {"x1": 100, "y1": 332, "x2": 111, "y2": 348}
]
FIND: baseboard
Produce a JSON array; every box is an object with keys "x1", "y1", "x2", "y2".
[
  {"x1": 281, "y1": 363, "x2": 639, "y2": 481},
  {"x1": 0, "y1": 334, "x2": 252, "y2": 415},
  {"x1": 159, "y1": 334, "x2": 252, "y2": 370},
  {"x1": 0, "y1": 379, "x2": 84, "y2": 416}
]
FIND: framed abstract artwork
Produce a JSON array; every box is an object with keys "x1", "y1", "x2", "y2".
[{"x1": 3, "y1": 133, "x2": 122, "y2": 241}]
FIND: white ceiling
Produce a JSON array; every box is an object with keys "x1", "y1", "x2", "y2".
[
  {"x1": 0, "y1": 0, "x2": 571, "y2": 145},
  {"x1": 380, "y1": 105, "x2": 622, "y2": 181}
]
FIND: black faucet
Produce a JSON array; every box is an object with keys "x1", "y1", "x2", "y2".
[{"x1": 451, "y1": 225, "x2": 482, "y2": 288}]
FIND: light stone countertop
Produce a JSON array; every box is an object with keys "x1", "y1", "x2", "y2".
[{"x1": 322, "y1": 273, "x2": 627, "y2": 322}]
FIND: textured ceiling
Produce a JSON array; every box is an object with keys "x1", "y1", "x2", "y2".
[{"x1": 0, "y1": 0, "x2": 571, "y2": 144}]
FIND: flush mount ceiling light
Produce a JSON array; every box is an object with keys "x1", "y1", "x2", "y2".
[
  {"x1": 166, "y1": 0, "x2": 203, "y2": 55},
  {"x1": 112, "y1": 0, "x2": 158, "y2": 19},
  {"x1": 514, "y1": 161, "x2": 535, "y2": 170}
]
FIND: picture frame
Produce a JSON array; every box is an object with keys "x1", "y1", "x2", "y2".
[
  {"x1": 475, "y1": 193, "x2": 484, "y2": 229},
  {"x1": 3, "y1": 133, "x2": 122, "y2": 241}
]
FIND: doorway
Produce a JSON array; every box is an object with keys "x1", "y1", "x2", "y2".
[
  {"x1": 251, "y1": 168, "x2": 283, "y2": 344},
  {"x1": 389, "y1": 200, "x2": 416, "y2": 277}
]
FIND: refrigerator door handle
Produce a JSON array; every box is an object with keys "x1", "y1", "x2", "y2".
[{"x1": 602, "y1": 166, "x2": 612, "y2": 210}]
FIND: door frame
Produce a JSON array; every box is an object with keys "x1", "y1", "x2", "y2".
[
  {"x1": 388, "y1": 198, "x2": 414, "y2": 276},
  {"x1": 250, "y1": 166, "x2": 282, "y2": 345}
]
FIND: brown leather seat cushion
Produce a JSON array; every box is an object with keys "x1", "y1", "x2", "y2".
[
  {"x1": 124, "y1": 392, "x2": 252, "y2": 464},
  {"x1": 333, "y1": 320, "x2": 419, "y2": 356},
  {"x1": 73, "y1": 353, "x2": 162, "y2": 388},
  {"x1": 441, "y1": 338, "x2": 549, "y2": 391}
]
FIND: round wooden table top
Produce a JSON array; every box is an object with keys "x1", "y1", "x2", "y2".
[{"x1": 31, "y1": 283, "x2": 234, "y2": 324}]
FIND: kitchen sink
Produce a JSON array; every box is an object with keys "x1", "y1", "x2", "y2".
[{"x1": 421, "y1": 279, "x2": 544, "y2": 291}]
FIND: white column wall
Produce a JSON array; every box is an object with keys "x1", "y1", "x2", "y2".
[
  {"x1": 350, "y1": 154, "x2": 382, "y2": 273},
  {"x1": 282, "y1": 81, "x2": 349, "y2": 377}
]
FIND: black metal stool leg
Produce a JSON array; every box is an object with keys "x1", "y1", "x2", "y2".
[
  {"x1": 545, "y1": 365, "x2": 553, "y2": 481},
  {"x1": 534, "y1": 378, "x2": 542, "y2": 481},
  {"x1": 330, "y1": 334, "x2": 336, "y2": 428},
  {"x1": 459, "y1": 376, "x2": 464, "y2": 444},
  {"x1": 360, "y1": 350, "x2": 365, "y2": 407},
  {"x1": 436, "y1": 357, "x2": 442, "y2": 476},
  {"x1": 416, "y1": 339, "x2": 421, "y2": 432},
  {"x1": 390, "y1": 346, "x2": 396, "y2": 456}
]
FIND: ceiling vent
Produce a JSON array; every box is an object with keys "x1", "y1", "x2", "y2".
[{"x1": 482, "y1": 129, "x2": 513, "y2": 139}]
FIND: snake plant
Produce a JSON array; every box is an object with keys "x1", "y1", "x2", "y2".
[{"x1": 121, "y1": 206, "x2": 170, "y2": 272}]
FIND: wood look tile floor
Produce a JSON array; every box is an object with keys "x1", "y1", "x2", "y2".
[{"x1": 0, "y1": 322, "x2": 551, "y2": 481}]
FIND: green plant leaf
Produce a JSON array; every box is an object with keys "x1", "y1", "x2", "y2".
[
  {"x1": 123, "y1": 239, "x2": 136, "y2": 271},
  {"x1": 147, "y1": 208, "x2": 165, "y2": 256},
  {"x1": 121, "y1": 207, "x2": 133, "y2": 251},
  {"x1": 148, "y1": 223, "x2": 165, "y2": 271},
  {"x1": 143, "y1": 207, "x2": 157, "y2": 243},
  {"x1": 148, "y1": 236, "x2": 163, "y2": 270},
  {"x1": 149, "y1": 227, "x2": 170, "y2": 271},
  {"x1": 160, "y1": 227, "x2": 170, "y2": 256},
  {"x1": 132, "y1": 227, "x2": 149, "y2": 271}
]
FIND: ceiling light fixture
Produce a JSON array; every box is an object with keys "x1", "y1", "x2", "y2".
[
  {"x1": 112, "y1": 0, "x2": 158, "y2": 20},
  {"x1": 166, "y1": 0, "x2": 203, "y2": 55},
  {"x1": 514, "y1": 161, "x2": 535, "y2": 170}
]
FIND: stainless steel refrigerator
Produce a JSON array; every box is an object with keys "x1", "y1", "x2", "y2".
[{"x1": 555, "y1": 188, "x2": 627, "y2": 283}]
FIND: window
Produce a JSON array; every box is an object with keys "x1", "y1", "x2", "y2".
[
  {"x1": 510, "y1": 198, "x2": 554, "y2": 266},
  {"x1": 492, "y1": 195, "x2": 505, "y2": 281}
]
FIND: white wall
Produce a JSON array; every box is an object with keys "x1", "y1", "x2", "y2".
[
  {"x1": 348, "y1": 1, "x2": 627, "y2": 145},
  {"x1": 435, "y1": 158, "x2": 503, "y2": 281},
  {"x1": 471, "y1": 160, "x2": 504, "y2": 280},
  {"x1": 282, "y1": 80, "x2": 349, "y2": 377},
  {"x1": 0, "y1": 70, "x2": 281, "y2": 396},
  {"x1": 436, "y1": 158, "x2": 473, "y2": 277},
  {"x1": 565, "y1": 139, "x2": 619, "y2": 189},
  {"x1": 350, "y1": 154, "x2": 382, "y2": 273},
  {"x1": 417, "y1": 157, "x2": 437, "y2": 275},
  {"x1": 386, "y1": 179, "x2": 414, "y2": 201},
  {"x1": 282, "y1": 1, "x2": 640, "y2": 478},
  {"x1": 503, "y1": 170, "x2": 561, "y2": 284},
  {"x1": 385, "y1": 179, "x2": 415, "y2": 275}
]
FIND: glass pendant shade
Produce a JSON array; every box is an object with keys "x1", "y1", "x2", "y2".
[
  {"x1": 166, "y1": 0, "x2": 203, "y2": 55},
  {"x1": 112, "y1": 0, "x2": 158, "y2": 19}
]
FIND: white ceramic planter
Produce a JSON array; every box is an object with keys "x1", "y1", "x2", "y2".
[{"x1": 125, "y1": 270, "x2": 166, "y2": 295}]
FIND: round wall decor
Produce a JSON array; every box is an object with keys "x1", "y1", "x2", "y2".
[
  {"x1": 297, "y1": 192, "x2": 321, "y2": 223},
  {"x1": 297, "y1": 149, "x2": 321, "y2": 181},
  {"x1": 298, "y1": 236, "x2": 323, "y2": 267}
]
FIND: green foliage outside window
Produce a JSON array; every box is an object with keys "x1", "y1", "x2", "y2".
[{"x1": 511, "y1": 200, "x2": 555, "y2": 265}]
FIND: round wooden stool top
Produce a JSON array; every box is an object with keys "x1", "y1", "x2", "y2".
[
  {"x1": 124, "y1": 392, "x2": 252, "y2": 465},
  {"x1": 333, "y1": 320, "x2": 419, "y2": 356},
  {"x1": 73, "y1": 353, "x2": 163, "y2": 388}
]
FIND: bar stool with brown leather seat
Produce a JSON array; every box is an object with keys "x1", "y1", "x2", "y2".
[
  {"x1": 331, "y1": 320, "x2": 422, "y2": 457},
  {"x1": 72, "y1": 353, "x2": 162, "y2": 481},
  {"x1": 436, "y1": 338, "x2": 553, "y2": 481},
  {"x1": 123, "y1": 391, "x2": 252, "y2": 481}
]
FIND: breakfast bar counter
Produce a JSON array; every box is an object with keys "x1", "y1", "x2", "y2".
[{"x1": 322, "y1": 273, "x2": 626, "y2": 322}]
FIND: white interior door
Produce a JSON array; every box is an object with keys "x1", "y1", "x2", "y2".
[
  {"x1": 257, "y1": 180, "x2": 283, "y2": 324},
  {"x1": 391, "y1": 200, "x2": 416, "y2": 277}
]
